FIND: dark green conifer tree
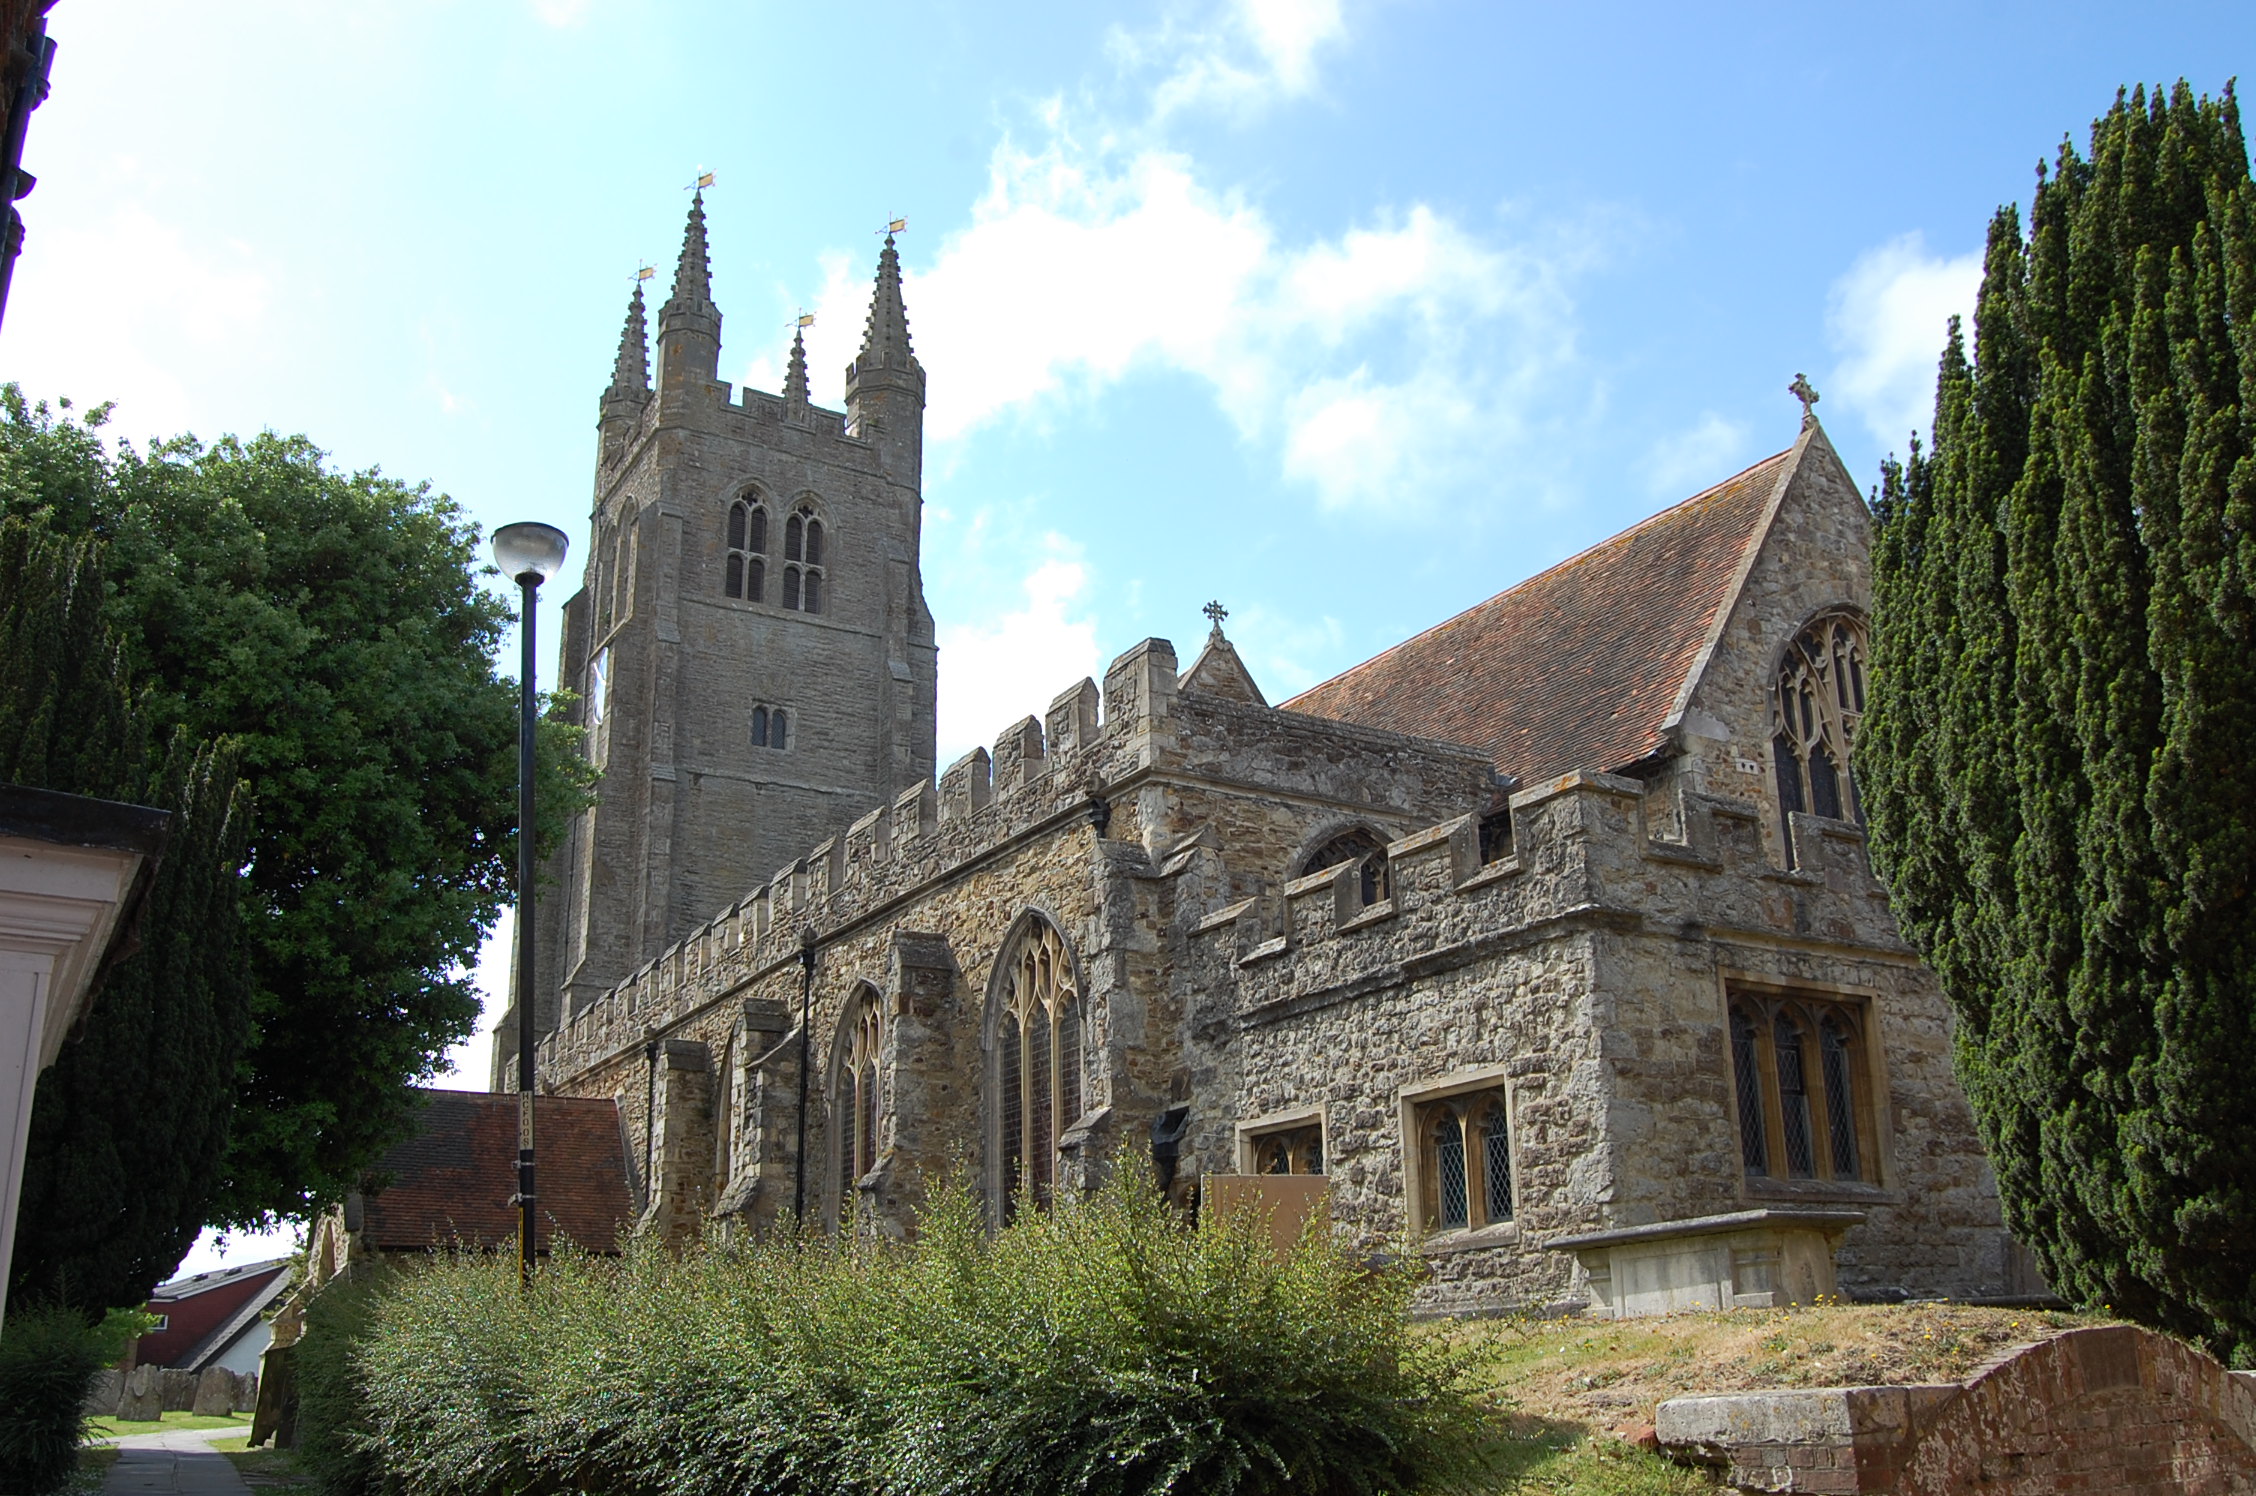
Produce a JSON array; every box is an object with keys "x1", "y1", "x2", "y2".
[
  {"x1": 0, "y1": 518, "x2": 250, "y2": 1313},
  {"x1": 1860, "y1": 81, "x2": 2256, "y2": 1363}
]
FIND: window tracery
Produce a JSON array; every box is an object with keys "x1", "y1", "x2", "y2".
[
  {"x1": 996, "y1": 919, "x2": 1083, "y2": 1217},
  {"x1": 1299, "y1": 827, "x2": 1390, "y2": 906},
  {"x1": 725, "y1": 495, "x2": 768, "y2": 602},
  {"x1": 1252, "y1": 1123, "x2": 1324, "y2": 1176},
  {"x1": 836, "y1": 989, "x2": 883, "y2": 1215},
  {"x1": 1727, "y1": 992, "x2": 1875, "y2": 1186},
  {"x1": 1773, "y1": 614, "x2": 1867, "y2": 862}
]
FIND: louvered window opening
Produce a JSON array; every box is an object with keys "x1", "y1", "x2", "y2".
[
  {"x1": 1730, "y1": 994, "x2": 1872, "y2": 1187},
  {"x1": 782, "y1": 505, "x2": 826, "y2": 615},
  {"x1": 725, "y1": 497, "x2": 767, "y2": 602}
]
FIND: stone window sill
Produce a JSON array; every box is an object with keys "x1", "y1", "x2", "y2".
[
  {"x1": 1417, "y1": 1222, "x2": 1521, "y2": 1258},
  {"x1": 1743, "y1": 1177, "x2": 1895, "y2": 1207}
]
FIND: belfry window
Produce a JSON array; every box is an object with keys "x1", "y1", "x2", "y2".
[
  {"x1": 996, "y1": 919, "x2": 1084, "y2": 1218},
  {"x1": 1298, "y1": 827, "x2": 1390, "y2": 906},
  {"x1": 750, "y1": 705, "x2": 790, "y2": 751},
  {"x1": 725, "y1": 496, "x2": 768, "y2": 602},
  {"x1": 1413, "y1": 1088, "x2": 1513, "y2": 1233},
  {"x1": 781, "y1": 503, "x2": 825, "y2": 615},
  {"x1": 1727, "y1": 992, "x2": 1875, "y2": 1187},
  {"x1": 1773, "y1": 614, "x2": 1867, "y2": 863}
]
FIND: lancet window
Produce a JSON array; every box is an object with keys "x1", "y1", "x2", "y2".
[
  {"x1": 725, "y1": 495, "x2": 768, "y2": 602},
  {"x1": 750, "y1": 705, "x2": 789, "y2": 751},
  {"x1": 1773, "y1": 613, "x2": 1867, "y2": 862},
  {"x1": 1728, "y1": 992, "x2": 1874, "y2": 1186},
  {"x1": 996, "y1": 919, "x2": 1083, "y2": 1218},
  {"x1": 1298, "y1": 826, "x2": 1390, "y2": 906},
  {"x1": 781, "y1": 502, "x2": 825, "y2": 614}
]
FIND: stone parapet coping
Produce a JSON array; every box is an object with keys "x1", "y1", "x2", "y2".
[{"x1": 1547, "y1": 1207, "x2": 1867, "y2": 1253}]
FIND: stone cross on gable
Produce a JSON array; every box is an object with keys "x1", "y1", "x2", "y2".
[
  {"x1": 1203, "y1": 600, "x2": 1228, "y2": 633},
  {"x1": 1789, "y1": 372, "x2": 1821, "y2": 421}
]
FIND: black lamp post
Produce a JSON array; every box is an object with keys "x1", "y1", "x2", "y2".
[{"x1": 492, "y1": 521, "x2": 569, "y2": 1290}]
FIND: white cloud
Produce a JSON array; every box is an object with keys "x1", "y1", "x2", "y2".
[
  {"x1": 789, "y1": 132, "x2": 1585, "y2": 514},
  {"x1": 1827, "y1": 232, "x2": 1980, "y2": 450},
  {"x1": 935, "y1": 544, "x2": 1103, "y2": 765},
  {"x1": 1106, "y1": 0, "x2": 1346, "y2": 120},
  {"x1": 1642, "y1": 412, "x2": 1749, "y2": 497},
  {"x1": 4, "y1": 204, "x2": 271, "y2": 438}
]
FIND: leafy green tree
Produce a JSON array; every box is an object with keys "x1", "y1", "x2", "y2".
[
  {"x1": 1860, "y1": 81, "x2": 2256, "y2": 1363},
  {"x1": 0, "y1": 392, "x2": 590, "y2": 1229},
  {"x1": 0, "y1": 517, "x2": 249, "y2": 1313}
]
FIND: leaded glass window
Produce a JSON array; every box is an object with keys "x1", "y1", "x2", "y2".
[{"x1": 1728, "y1": 994, "x2": 1876, "y2": 1187}]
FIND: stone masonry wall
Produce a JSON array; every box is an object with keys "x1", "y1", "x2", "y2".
[
  {"x1": 1183, "y1": 766, "x2": 2009, "y2": 1315},
  {"x1": 542, "y1": 636, "x2": 1499, "y2": 1238}
]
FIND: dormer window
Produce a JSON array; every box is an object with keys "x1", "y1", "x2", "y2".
[{"x1": 726, "y1": 496, "x2": 767, "y2": 602}]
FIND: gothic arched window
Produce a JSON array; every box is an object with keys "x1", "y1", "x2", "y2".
[
  {"x1": 1727, "y1": 993, "x2": 1876, "y2": 1187},
  {"x1": 1297, "y1": 826, "x2": 1390, "y2": 906},
  {"x1": 835, "y1": 989, "x2": 883, "y2": 1221},
  {"x1": 996, "y1": 919, "x2": 1083, "y2": 1218},
  {"x1": 782, "y1": 502, "x2": 826, "y2": 615},
  {"x1": 1773, "y1": 614, "x2": 1868, "y2": 864},
  {"x1": 726, "y1": 495, "x2": 768, "y2": 602}
]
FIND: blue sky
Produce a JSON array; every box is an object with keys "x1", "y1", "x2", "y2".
[{"x1": 10, "y1": 0, "x2": 2248, "y2": 1267}]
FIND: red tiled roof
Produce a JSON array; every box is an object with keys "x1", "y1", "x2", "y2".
[
  {"x1": 1283, "y1": 451, "x2": 1790, "y2": 782},
  {"x1": 360, "y1": 1088, "x2": 634, "y2": 1255}
]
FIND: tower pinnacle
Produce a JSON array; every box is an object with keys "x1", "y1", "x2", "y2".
[
  {"x1": 784, "y1": 320, "x2": 810, "y2": 407},
  {"x1": 654, "y1": 190, "x2": 721, "y2": 395},
  {"x1": 607, "y1": 281, "x2": 650, "y2": 399},
  {"x1": 667, "y1": 191, "x2": 714, "y2": 310},
  {"x1": 856, "y1": 233, "x2": 919, "y2": 374}
]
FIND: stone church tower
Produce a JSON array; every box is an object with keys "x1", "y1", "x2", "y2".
[{"x1": 492, "y1": 196, "x2": 938, "y2": 1085}]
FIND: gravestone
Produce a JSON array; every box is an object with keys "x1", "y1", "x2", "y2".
[
  {"x1": 191, "y1": 1367, "x2": 239, "y2": 1416},
  {"x1": 82, "y1": 1368, "x2": 123, "y2": 1418},
  {"x1": 160, "y1": 1367, "x2": 196, "y2": 1410},
  {"x1": 233, "y1": 1371, "x2": 259, "y2": 1413},
  {"x1": 116, "y1": 1363, "x2": 164, "y2": 1421}
]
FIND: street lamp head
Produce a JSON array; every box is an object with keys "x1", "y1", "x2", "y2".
[{"x1": 492, "y1": 522, "x2": 570, "y2": 588}]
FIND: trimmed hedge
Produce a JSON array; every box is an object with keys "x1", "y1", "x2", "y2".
[
  {"x1": 300, "y1": 1174, "x2": 1491, "y2": 1496},
  {"x1": 0, "y1": 1305, "x2": 111, "y2": 1494}
]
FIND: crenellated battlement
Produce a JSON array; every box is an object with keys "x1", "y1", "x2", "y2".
[
  {"x1": 1188, "y1": 770, "x2": 1908, "y2": 1025},
  {"x1": 539, "y1": 638, "x2": 1189, "y2": 1079}
]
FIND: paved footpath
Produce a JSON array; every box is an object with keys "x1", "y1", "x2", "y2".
[{"x1": 99, "y1": 1427, "x2": 254, "y2": 1495}]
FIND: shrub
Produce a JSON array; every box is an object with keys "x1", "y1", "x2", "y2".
[
  {"x1": 300, "y1": 1171, "x2": 1492, "y2": 1496},
  {"x1": 0, "y1": 1305, "x2": 110, "y2": 1495}
]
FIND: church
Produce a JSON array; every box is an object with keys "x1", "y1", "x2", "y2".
[{"x1": 485, "y1": 194, "x2": 2028, "y2": 1317}]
